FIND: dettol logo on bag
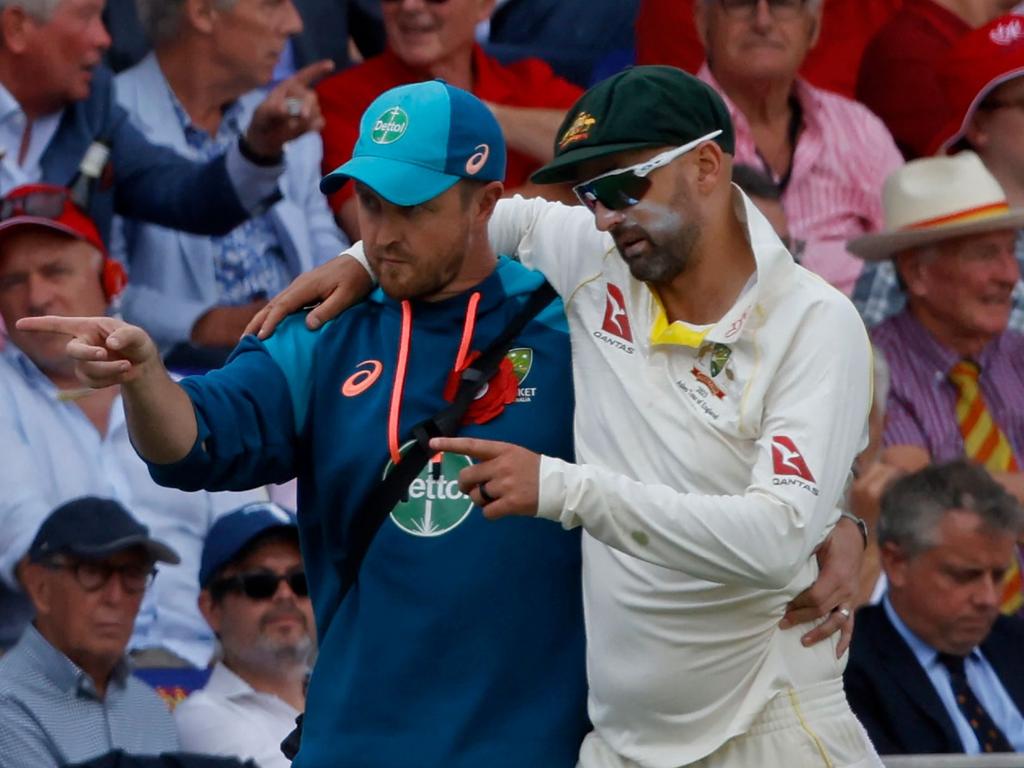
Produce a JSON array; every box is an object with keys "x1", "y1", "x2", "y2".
[{"x1": 384, "y1": 442, "x2": 474, "y2": 537}]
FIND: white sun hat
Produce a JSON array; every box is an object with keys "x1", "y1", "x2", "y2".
[{"x1": 848, "y1": 151, "x2": 1024, "y2": 261}]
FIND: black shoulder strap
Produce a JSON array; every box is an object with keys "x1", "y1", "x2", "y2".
[{"x1": 338, "y1": 281, "x2": 558, "y2": 596}]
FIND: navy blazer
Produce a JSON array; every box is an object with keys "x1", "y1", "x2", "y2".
[
  {"x1": 38, "y1": 66, "x2": 250, "y2": 246},
  {"x1": 844, "y1": 603, "x2": 1024, "y2": 754}
]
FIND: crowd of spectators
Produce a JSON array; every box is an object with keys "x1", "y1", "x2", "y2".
[{"x1": 0, "y1": 0, "x2": 1023, "y2": 765}]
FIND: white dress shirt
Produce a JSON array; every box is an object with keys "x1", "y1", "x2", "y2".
[
  {"x1": 174, "y1": 662, "x2": 300, "y2": 768},
  {"x1": 0, "y1": 83, "x2": 62, "y2": 193}
]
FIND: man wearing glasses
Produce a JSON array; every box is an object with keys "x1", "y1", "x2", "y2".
[
  {"x1": 175, "y1": 503, "x2": 314, "y2": 768},
  {"x1": 247, "y1": 66, "x2": 878, "y2": 766},
  {"x1": 0, "y1": 496, "x2": 181, "y2": 767},
  {"x1": 0, "y1": 183, "x2": 268, "y2": 663}
]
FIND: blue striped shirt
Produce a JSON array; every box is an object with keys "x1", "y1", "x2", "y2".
[{"x1": 0, "y1": 625, "x2": 178, "y2": 768}]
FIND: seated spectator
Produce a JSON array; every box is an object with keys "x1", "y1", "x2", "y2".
[
  {"x1": 102, "y1": 0, "x2": 385, "y2": 75},
  {"x1": 844, "y1": 461, "x2": 1024, "y2": 755},
  {"x1": 480, "y1": 0, "x2": 639, "y2": 87},
  {"x1": 855, "y1": 14, "x2": 1024, "y2": 331},
  {"x1": 175, "y1": 503, "x2": 314, "y2": 768},
  {"x1": 635, "y1": 0, "x2": 902, "y2": 99},
  {"x1": 315, "y1": 0, "x2": 583, "y2": 240},
  {"x1": 693, "y1": 0, "x2": 903, "y2": 294},
  {"x1": 110, "y1": 0, "x2": 347, "y2": 365},
  {"x1": 732, "y1": 163, "x2": 793, "y2": 252},
  {"x1": 0, "y1": 185, "x2": 267, "y2": 660},
  {"x1": 848, "y1": 152, "x2": 1024, "y2": 612},
  {"x1": 857, "y1": 0, "x2": 1018, "y2": 159},
  {"x1": 0, "y1": 497, "x2": 180, "y2": 766},
  {"x1": 0, "y1": 0, "x2": 323, "y2": 248}
]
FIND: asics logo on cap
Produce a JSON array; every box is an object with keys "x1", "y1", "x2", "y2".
[
  {"x1": 465, "y1": 144, "x2": 490, "y2": 175},
  {"x1": 372, "y1": 106, "x2": 409, "y2": 144}
]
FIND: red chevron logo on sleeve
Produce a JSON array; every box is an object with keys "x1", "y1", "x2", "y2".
[{"x1": 771, "y1": 436, "x2": 816, "y2": 483}]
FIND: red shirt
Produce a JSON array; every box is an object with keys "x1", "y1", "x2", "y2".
[
  {"x1": 856, "y1": 0, "x2": 972, "y2": 159},
  {"x1": 316, "y1": 45, "x2": 582, "y2": 210},
  {"x1": 634, "y1": 0, "x2": 901, "y2": 99}
]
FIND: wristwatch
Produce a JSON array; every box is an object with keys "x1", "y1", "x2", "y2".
[{"x1": 839, "y1": 511, "x2": 869, "y2": 549}]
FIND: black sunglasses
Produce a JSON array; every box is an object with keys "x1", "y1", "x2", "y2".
[{"x1": 211, "y1": 567, "x2": 308, "y2": 601}]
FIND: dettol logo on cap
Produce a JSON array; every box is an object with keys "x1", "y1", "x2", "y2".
[
  {"x1": 385, "y1": 442, "x2": 474, "y2": 537},
  {"x1": 371, "y1": 106, "x2": 409, "y2": 144}
]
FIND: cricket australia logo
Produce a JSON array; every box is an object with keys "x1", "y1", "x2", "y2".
[
  {"x1": 384, "y1": 441, "x2": 474, "y2": 537},
  {"x1": 508, "y1": 347, "x2": 536, "y2": 403},
  {"x1": 371, "y1": 107, "x2": 409, "y2": 144}
]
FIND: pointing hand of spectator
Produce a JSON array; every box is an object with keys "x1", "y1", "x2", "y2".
[
  {"x1": 245, "y1": 60, "x2": 335, "y2": 161},
  {"x1": 14, "y1": 316, "x2": 160, "y2": 389}
]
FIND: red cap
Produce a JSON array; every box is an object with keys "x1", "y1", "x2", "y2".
[
  {"x1": 930, "y1": 15, "x2": 1024, "y2": 156},
  {"x1": 0, "y1": 183, "x2": 107, "y2": 257}
]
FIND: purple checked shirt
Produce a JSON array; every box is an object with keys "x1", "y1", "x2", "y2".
[{"x1": 872, "y1": 310, "x2": 1024, "y2": 462}]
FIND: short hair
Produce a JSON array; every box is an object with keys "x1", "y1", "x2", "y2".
[
  {"x1": 134, "y1": 0, "x2": 237, "y2": 46},
  {"x1": 878, "y1": 461, "x2": 1024, "y2": 558},
  {"x1": 732, "y1": 164, "x2": 780, "y2": 201},
  {"x1": 0, "y1": 0, "x2": 62, "y2": 21}
]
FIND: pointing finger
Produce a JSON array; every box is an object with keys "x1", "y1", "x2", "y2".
[
  {"x1": 430, "y1": 437, "x2": 509, "y2": 461},
  {"x1": 15, "y1": 315, "x2": 97, "y2": 337},
  {"x1": 288, "y1": 59, "x2": 334, "y2": 88}
]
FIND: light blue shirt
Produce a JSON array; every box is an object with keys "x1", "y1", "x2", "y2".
[
  {"x1": 0, "y1": 624, "x2": 178, "y2": 768},
  {"x1": 0, "y1": 82, "x2": 62, "y2": 193},
  {"x1": 0, "y1": 345, "x2": 267, "y2": 665},
  {"x1": 884, "y1": 596, "x2": 1024, "y2": 753}
]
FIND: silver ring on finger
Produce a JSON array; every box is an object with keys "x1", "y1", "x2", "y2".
[
  {"x1": 285, "y1": 97, "x2": 303, "y2": 118},
  {"x1": 835, "y1": 606, "x2": 852, "y2": 621},
  {"x1": 479, "y1": 482, "x2": 497, "y2": 506}
]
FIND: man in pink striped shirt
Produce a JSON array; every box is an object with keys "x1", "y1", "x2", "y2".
[{"x1": 694, "y1": 0, "x2": 904, "y2": 295}]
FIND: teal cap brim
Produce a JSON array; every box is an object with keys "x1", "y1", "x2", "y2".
[{"x1": 320, "y1": 155, "x2": 461, "y2": 206}]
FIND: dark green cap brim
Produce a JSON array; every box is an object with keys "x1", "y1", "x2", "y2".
[{"x1": 530, "y1": 141, "x2": 667, "y2": 184}]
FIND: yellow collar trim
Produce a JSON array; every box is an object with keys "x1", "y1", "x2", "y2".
[{"x1": 649, "y1": 295, "x2": 711, "y2": 348}]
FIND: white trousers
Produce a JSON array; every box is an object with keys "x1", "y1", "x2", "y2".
[{"x1": 577, "y1": 679, "x2": 883, "y2": 768}]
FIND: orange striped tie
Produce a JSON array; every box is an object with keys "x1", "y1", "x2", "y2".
[{"x1": 949, "y1": 360, "x2": 1022, "y2": 615}]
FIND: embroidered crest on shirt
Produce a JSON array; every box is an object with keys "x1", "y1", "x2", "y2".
[
  {"x1": 508, "y1": 347, "x2": 537, "y2": 403},
  {"x1": 593, "y1": 283, "x2": 636, "y2": 355}
]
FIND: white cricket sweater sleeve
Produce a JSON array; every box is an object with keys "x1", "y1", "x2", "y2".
[{"x1": 537, "y1": 297, "x2": 872, "y2": 589}]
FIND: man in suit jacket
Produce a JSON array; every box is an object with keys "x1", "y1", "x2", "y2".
[
  {"x1": 0, "y1": 0, "x2": 327, "y2": 246},
  {"x1": 111, "y1": 0, "x2": 347, "y2": 364},
  {"x1": 845, "y1": 460, "x2": 1024, "y2": 754}
]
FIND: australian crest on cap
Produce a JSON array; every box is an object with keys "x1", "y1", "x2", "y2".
[
  {"x1": 372, "y1": 106, "x2": 409, "y2": 144},
  {"x1": 990, "y1": 17, "x2": 1023, "y2": 46},
  {"x1": 559, "y1": 111, "x2": 596, "y2": 150}
]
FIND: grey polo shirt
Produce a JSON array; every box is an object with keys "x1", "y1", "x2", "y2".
[{"x1": 0, "y1": 624, "x2": 179, "y2": 768}]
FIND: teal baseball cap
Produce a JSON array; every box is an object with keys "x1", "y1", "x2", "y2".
[{"x1": 320, "y1": 80, "x2": 507, "y2": 206}]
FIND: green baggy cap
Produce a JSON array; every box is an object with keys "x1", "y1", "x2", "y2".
[{"x1": 531, "y1": 65, "x2": 735, "y2": 184}]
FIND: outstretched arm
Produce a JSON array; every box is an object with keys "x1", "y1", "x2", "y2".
[{"x1": 14, "y1": 316, "x2": 196, "y2": 464}]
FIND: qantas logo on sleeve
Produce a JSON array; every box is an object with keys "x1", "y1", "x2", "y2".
[
  {"x1": 601, "y1": 283, "x2": 633, "y2": 342},
  {"x1": 771, "y1": 436, "x2": 816, "y2": 482}
]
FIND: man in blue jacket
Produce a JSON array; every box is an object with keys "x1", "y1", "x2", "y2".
[
  {"x1": 19, "y1": 81, "x2": 588, "y2": 768},
  {"x1": 0, "y1": 0, "x2": 331, "y2": 244}
]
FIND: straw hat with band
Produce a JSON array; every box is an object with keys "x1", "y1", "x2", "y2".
[{"x1": 847, "y1": 151, "x2": 1024, "y2": 262}]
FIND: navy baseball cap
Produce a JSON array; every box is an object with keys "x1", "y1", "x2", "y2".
[
  {"x1": 320, "y1": 79, "x2": 507, "y2": 206},
  {"x1": 199, "y1": 502, "x2": 298, "y2": 588},
  {"x1": 28, "y1": 496, "x2": 180, "y2": 564}
]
